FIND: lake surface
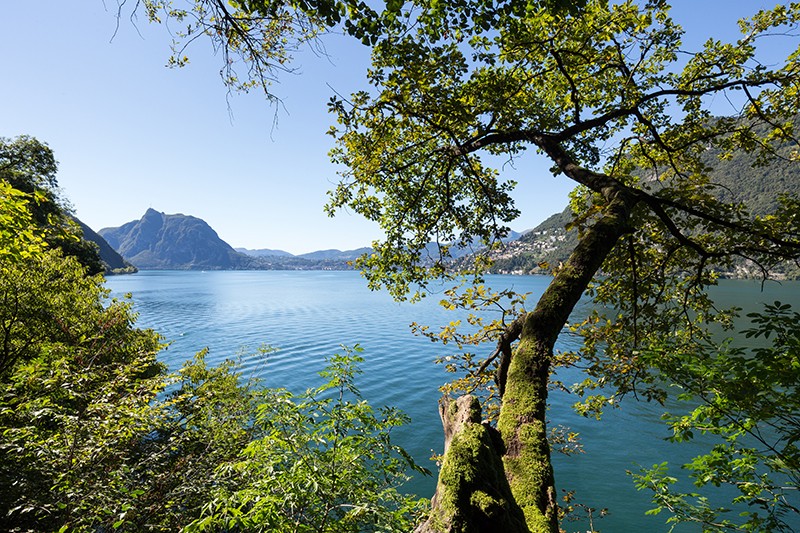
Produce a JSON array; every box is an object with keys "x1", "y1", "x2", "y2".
[{"x1": 105, "y1": 270, "x2": 800, "y2": 532}]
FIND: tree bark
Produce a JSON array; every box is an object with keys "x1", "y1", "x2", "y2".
[
  {"x1": 497, "y1": 192, "x2": 637, "y2": 532},
  {"x1": 417, "y1": 192, "x2": 638, "y2": 533},
  {"x1": 414, "y1": 395, "x2": 528, "y2": 533}
]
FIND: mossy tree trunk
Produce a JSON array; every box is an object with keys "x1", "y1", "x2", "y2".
[
  {"x1": 423, "y1": 192, "x2": 638, "y2": 533},
  {"x1": 414, "y1": 395, "x2": 528, "y2": 533},
  {"x1": 497, "y1": 193, "x2": 638, "y2": 532}
]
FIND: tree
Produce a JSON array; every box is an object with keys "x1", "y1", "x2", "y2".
[
  {"x1": 0, "y1": 255, "x2": 423, "y2": 531},
  {"x1": 121, "y1": 0, "x2": 800, "y2": 530},
  {"x1": 0, "y1": 142, "x2": 425, "y2": 531},
  {"x1": 0, "y1": 136, "x2": 103, "y2": 274},
  {"x1": 321, "y1": 1, "x2": 800, "y2": 531}
]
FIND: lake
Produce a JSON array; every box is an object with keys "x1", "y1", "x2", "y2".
[{"x1": 105, "y1": 270, "x2": 800, "y2": 532}]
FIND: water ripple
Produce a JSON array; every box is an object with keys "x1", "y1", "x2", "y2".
[{"x1": 105, "y1": 271, "x2": 800, "y2": 532}]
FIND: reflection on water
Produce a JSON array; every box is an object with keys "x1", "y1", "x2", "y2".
[{"x1": 106, "y1": 271, "x2": 800, "y2": 532}]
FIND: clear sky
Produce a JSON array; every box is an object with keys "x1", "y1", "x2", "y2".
[{"x1": 0, "y1": 1, "x2": 785, "y2": 254}]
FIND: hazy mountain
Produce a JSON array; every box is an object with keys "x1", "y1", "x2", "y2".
[
  {"x1": 99, "y1": 209, "x2": 250, "y2": 270},
  {"x1": 298, "y1": 248, "x2": 373, "y2": 261},
  {"x1": 235, "y1": 247, "x2": 294, "y2": 258}
]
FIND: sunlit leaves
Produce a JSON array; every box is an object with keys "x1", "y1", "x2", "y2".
[
  {"x1": 184, "y1": 346, "x2": 428, "y2": 533},
  {"x1": 0, "y1": 250, "x2": 167, "y2": 531},
  {"x1": 326, "y1": 0, "x2": 800, "y2": 305},
  {"x1": 631, "y1": 302, "x2": 800, "y2": 531},
  {"x1": 0, "y1": 181, "x2": 47, "y2": 262}
]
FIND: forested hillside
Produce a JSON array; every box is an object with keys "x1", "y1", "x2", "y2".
[
  {"x1": 0, "y1": 136, "x2": 129, "y2": 275},
  {"x1": 490, "y1": 137, "x2": 800, "y2": 276}
]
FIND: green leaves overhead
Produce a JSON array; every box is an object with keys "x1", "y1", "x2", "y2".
[
  {"x1": 139, "y1": 0, "x2": 329, "y2": 97},
  {"x1": 328, "y1": 81, "x2": 519, "y2": 298},
  {"x1": 326, "y1": 1, "x2": 800, "y2": 300}
]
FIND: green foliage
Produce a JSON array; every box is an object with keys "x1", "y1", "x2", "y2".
[
  {"x1": 325, "y1": 0, "x2": 800, "y2": 298},
  {"x1": 0, "y1": 279, "x2": 424, "y2": 532},
  {"x1": 0, "y1": 248, "x2": 167, "y2": 531},
  {"x1": 0, "y1": 285, "x2": 424, "y2": 532},
  {"x1": 413, "y1": 284, "x2": 529, "y2": 414},
  {"x1": 0, "y1": 135, "x2": 58, "y2": 192},
  {"x1": 133, "y1": 0, "x2": 583, "y2": 102},
  {"x1": 0, "y1": 180, "x2": 47, "y2": 262},
  {"x1": 493, "y1": 133, "x2": 800, "y2": 276},
  {"x1": 0, "y1": 167, "x2": 424, "y2": 531},
  {"x1": 0, "y1": 250, "x2": 109, "y2": 377},
  {"x1": 185, "y1": 346, "x2": 428, "y2": 533},
  {"x1": 0, "y1": 136, "x2": 103, "y2": 274},
  {"x1": 632, "y1": 302, "x2": 800, "y2": 531}
]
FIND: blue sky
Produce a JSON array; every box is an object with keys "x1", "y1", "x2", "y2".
[{"x1": 0, "y1": 1, "x2": 785, "y2": 254}]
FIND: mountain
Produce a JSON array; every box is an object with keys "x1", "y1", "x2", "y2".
[
  {"x1": 75, "y1": 218, "x2": 137, "y2": 274},
  {"x1": 486, "y1": 138, "x2": 800, "y2": 275},
  {"x1": 235, "y1": 247, "x2": 375, "y2": 261},
  {"x1": 298, "y1": 247, "x2": 373, "y2": 261},
  {"x1": 235, "y1": 247, "x2": 294, "y2": 258},
  {"x1": 100, "y1": 209, "x2": 251, "y2": 270},
  {"x1": 236, "y1": 247, "x2": 377, "y2": 261},
  {"x1": 101, "y1": 209, "x2": 360, "y2": 271}
]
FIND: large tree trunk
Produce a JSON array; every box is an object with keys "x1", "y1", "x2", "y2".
[
  {"x1": 414, "y1": 395, "x2": 528, "y2": 533},
  {"x1": 418, "y1": 193, "x2": 637, "y2": 533},
  {"x1": 499, "y1": 193, "x2": 636, "y2": 532}
]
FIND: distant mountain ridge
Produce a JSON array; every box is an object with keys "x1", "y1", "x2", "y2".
[
  {"x1": 235, "y1": 247, "x2": 294, "y2": 258},
  {"x1": 100, "y1": 210, "x2": 362, "y2": 271},
  {"x1": 99, "y1": 210, "x2": 531, "y2": 272},
  {"x1": 297, "y1": 248, "x2": 373, "y2": 261},
  {"x1": 235, "y1": 247, "x2": 373, "y2": 261}
]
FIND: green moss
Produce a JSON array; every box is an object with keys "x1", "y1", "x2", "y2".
[
  {"x1": 438, "y1": 424, "x2": 487, "y2": 506},
  {"x1": 426, "y1": 399, "x2": 527, "y2": 532},
  {"x1": 497, "y1": 337, "x2": 558, "y2": 533},
  {"x1": 470, "y1": 490, "x2": 504, "y2": 517}
]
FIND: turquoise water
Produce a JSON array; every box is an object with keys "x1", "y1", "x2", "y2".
[{"x1": 105, "y1": 271, "x2": 800, "y2": 532}]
